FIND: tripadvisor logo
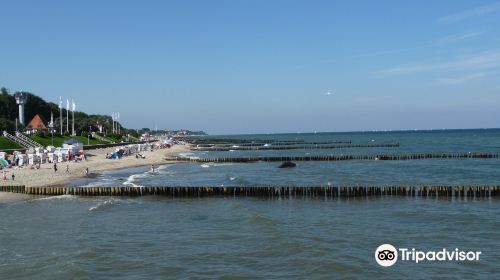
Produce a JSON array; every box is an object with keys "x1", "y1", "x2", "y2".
[
  {"x1": 375, "y1": 244, "x2": 481, "y2": 267},
  {"x1": 375, "y1": 244, "x2": 398, "y2": 267}
]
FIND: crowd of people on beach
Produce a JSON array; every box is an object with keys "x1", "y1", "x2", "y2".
[
  {"x1": 0, "y1": 136, "x2": 180, "y2": 183},
  {"x1": 104, "y1": 140, "x2": 174, "y2": 161},
  {"x1": 0, "y1": 144, "x2": 85, "y2": 181}
]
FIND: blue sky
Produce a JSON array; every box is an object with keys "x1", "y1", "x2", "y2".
[{"x1": 1, "y1": 0, "x2": 499, "y2": 134}]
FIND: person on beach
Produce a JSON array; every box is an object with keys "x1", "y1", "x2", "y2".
[
  {"x1": 66, "y1": 165, "x2": 70, "y2": 173},
  {"x1": 54, "y1": 162, "x2": 58, "y2": 172},
  {"x1": 84, "y1": 167, "x2": 89, "y2": 177},
  {"x1": 2, "y1": 170, "x2": 7, "y2": 181},
  {"x1": 11, "y1": 174, "x2": 15, "y2": 181}
]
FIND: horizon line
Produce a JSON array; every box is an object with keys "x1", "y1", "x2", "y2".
[{"x1": 193, "y1": 127, "x2": 500, "y2": 136}]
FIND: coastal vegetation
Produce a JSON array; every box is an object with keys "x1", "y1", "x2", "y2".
[
  {"x1": 0, "y1": 87, "x2": 138, "y2": 137},
  {"x1": 0, "y1": 136, "x2": 22, "y2": 149},
  {"x1": 31, "y1": 135, "x2": 107, "y2": 147},
  {"x1": 0, "y1": 86, "x2": 205, "y2": 150}
]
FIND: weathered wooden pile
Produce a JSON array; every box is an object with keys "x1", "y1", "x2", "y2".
[
  {"x1": 194, "y1": 140, "x2": 353, "y2": 148},
  {"x1": 191, "y1": 143, "x2": 400, "y2": 151},
  {"x1": 1, "y1": 185, "x2": 499, "y2": 198},
  {"x1": 167, "y1": 152, "x2": 498, "y2": 163}
]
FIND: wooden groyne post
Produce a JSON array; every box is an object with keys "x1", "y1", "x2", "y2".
[
  {"x1": 2, "y1": 185, "x2": 500, "y2": 199},
  {"x1": 167, "y1": 152, "x2": 499, "y2": 163},
  {"x1": 191, "y1": 143, "x2": 400, "y2": 151}
]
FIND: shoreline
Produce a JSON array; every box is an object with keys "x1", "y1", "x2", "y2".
[{"x1": 0, "y1": 144, "x2": 191, "y2": 202}]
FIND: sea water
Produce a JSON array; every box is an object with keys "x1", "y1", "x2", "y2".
[{"x1": 1, "y1": 129, "x2": 500, "y2": 279}]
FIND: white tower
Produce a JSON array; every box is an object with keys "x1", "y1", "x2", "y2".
[{"x1": 15, "y1": 92, "x2": 27, "y2": 126}]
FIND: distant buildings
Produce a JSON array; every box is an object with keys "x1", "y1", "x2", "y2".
[{"x1": 26, "y1": 114, "x2": 48, "y2": 135}]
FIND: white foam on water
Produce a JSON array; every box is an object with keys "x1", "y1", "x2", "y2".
[
  {"x1": 79, "y1": 181, "x2": 113, "y2": 188},
  {"x1": 89, "y1": 198, "x2": 120, "y2": 212},
  {"x1": 30, "y1": 194, "x2": 77, "y2": 202},
  {"x1": 178, "y1": 152, "x2": 195, "y2": 157},
  {"x1": 200, "y1": 162, "x2": 234, "y2": 168},
  {"x1": 210, "y1": 163, "x2": 234, "y2": 167},
  {"x1": 122, "y1": 167, "x2": 159, "y2": 188},
  {"x1": 178, "y1": 152, "x2": 206, "y2": 159},
  {"x1": 123, "y1": 174, "x2": 145, "y2": 188},
  {"x1": 156, "y1": 164, "x2": 170, "y2": 171}
]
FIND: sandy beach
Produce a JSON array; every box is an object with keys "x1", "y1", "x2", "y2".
[{"x1": 0, "y1": 144, "x2": 190, "y2": 191}]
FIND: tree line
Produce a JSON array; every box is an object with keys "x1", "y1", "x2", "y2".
[{"x1": 0, "y1": 87, "x2": 140, "y2": 138}]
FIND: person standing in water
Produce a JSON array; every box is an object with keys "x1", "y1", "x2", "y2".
[{"x1": 151, "y1": 165, "x2": 155, "y2": 172}]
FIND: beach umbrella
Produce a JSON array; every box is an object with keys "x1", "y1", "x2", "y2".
[{"x1": 0, "y1": 159, "x2": 9, "y2": 167}]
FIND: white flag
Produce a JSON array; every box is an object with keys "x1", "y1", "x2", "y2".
[
  {"x1": 50, "y1": 112, "x2": 54, "y2": 126},
  {"x1": 72, "y1": 99, "x2": 76, "y2": 111},
  {"x1": 59, "y1": 96, "x2": 62, "y2": 109},
  {"x1": 66, "y1": 99, "x2": 70, "y2": 110}
]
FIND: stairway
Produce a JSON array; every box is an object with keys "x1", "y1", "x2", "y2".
[
  {"x1": 127, "y1": 135, "x2": 140, "y2": 142},
  {"x1": 15, "y1": 132, "x2": 43, "y2": 148},
  {"x1": 92, "y1": 132, "x2": 113, "y2": 143},
  {"x1": 2, "y1": 131, "x2": 39, "y2": 149}
]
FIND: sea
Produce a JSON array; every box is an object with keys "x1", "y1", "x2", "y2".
[{"x1": 1, "y1": 129, "x2": 499, "y2": 279}]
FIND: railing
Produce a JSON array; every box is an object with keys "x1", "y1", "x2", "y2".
[
  {"x1": 2, "y1": 131, "x2": 35, "y2": 149},
  {"x1": 127, "y1": 135, "x2": 140, "y2": 142},
  {"x1": 92, "y1": 132, "x2": 113, "y2": 143},
  {"x1": 15, "y1": 132, "x2": 42, "y2": 147}
]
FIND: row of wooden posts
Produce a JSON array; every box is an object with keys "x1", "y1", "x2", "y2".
[
  {"x1": 191, "y1": 143, "x2": 400, "y2": 151},
  {"x1": 177, "y1": 138, "x2": 307, "y2": 145},
  {"x1": 167, "y1": 152, "x2": 498, "y2": 163},
  {"x1": 1, "y1": 185, "x2": 500, "y2": 198},
  {"x1": 195, "y1": 140, "x2": 353, "y2": 147}
]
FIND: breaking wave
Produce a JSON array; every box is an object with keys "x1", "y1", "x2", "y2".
[{"x1": 88, "y1": 198, "x2": 120, "y2": 212}]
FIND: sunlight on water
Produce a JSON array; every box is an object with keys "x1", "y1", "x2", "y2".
[{"x1": 2, "y1": 130, "x2": 500, "y2": 279}]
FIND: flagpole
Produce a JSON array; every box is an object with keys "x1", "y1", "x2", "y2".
[
  {"x1": 72, "y1": 100, "x2": 75, "y2": 136},
  {"x1": 50, "y1": 112, "x2": 54, "y2": 146},
  {"x1": 66, "y1": 99, "x2": 69, "y2": 133},
  {"x1": 59, "y1": 97, "x2": 63, "y2": 135}
]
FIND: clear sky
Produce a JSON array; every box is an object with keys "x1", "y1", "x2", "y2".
[{"x1": 1, "y1": 0, "x2": 499, "y2": 134}]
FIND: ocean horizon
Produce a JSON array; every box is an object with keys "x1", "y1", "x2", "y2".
[
  {"x1": 2, "y1": 129, "x2": 499, "y2": 278},
  {"x1": 2, "y1": 0, "x2": 500, "y2": 277}
]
